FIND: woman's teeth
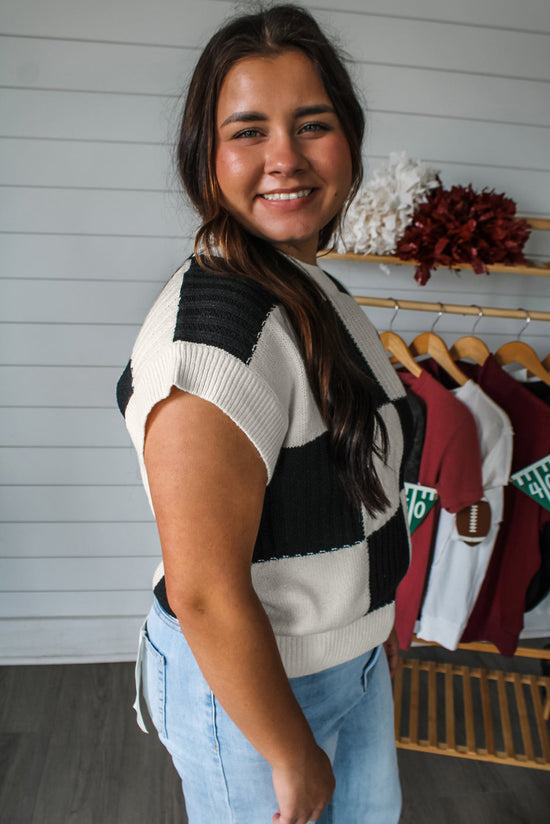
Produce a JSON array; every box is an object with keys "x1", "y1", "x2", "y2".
[{"x1": 262, "y1": 189, "x2": 312, "y2": 201}]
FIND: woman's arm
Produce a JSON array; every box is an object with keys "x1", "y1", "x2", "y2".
[{"x1": 144, "y1": 387, "x2": 334, "y2": 824}]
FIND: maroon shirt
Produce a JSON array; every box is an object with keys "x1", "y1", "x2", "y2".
[
  {"x1": 459, "y1": 356, "x2": 550, "y2": 654},
  {"x1": 395, "y1": 370, "x2": 483, "y2": 649}
]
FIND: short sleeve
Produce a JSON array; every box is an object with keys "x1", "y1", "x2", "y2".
[{"x1": 117, "y1": 260, "x2": 291, "y2": 509}]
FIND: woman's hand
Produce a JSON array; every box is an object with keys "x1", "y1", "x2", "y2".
[
  {"x1": 272, "y1": 743, "x2": 335, "y2": 824},
  {"x1": 383, "y1": 627, "x2": 400, "y2": 679}
]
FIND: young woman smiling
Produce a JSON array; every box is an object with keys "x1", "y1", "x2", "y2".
[{"x1": 117, "y1": 6, "x2": 411, "y2": 823}]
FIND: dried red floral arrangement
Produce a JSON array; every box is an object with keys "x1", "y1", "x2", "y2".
[{"x1": 395, "y1": 184, "x2": 531, "y2": 285}]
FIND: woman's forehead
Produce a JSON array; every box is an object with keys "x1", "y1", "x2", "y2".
[{"x1": 216, "y1": 51, "x2": 329, "y2": 119}]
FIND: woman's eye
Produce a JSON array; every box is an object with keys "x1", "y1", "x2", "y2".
[
  {"x1": 233, "y1": 128, "x2": 261, "y2": 139},
  {"x1": 299, "y1": 122, "x2": 330, "y2": 134}
]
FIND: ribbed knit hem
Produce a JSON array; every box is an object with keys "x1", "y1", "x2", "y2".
[
  {"x1": 150, "y1": 560, "x2": 394, "y2": 678},
  {"x1": 275, "y1": 603, "x2": 395, "y2": 678}
]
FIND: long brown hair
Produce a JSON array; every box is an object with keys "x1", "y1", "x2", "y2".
[{"x1": 176, "y1": 4, "x2": 389, "y2": 515}]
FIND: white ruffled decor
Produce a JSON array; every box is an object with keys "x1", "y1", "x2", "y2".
[{"x1": 337, "y1": 151, "x2": 440, "y2": 255}]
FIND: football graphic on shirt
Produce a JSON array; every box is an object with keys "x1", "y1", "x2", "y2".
[{"x1": 455, "y1": 499, "x2": 491, "y2": 545}]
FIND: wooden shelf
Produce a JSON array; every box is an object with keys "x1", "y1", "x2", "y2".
[
  {"x1": 324, "y1": 252, "x2": 550, "y2": 277},
  {"x1": 325, "y1": 216, "x2": 550, "y2": 276}
]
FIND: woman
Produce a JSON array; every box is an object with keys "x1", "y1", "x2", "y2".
[{"x1": 117, "y1": 5, "x2": 411, "y2": 823}]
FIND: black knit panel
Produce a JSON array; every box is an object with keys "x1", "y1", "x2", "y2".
[
  {"x1": 393, "y1": 394, "x2": 416, "y2": 488},
  {"x1": 253, "y1": 432, "x2": 364, "y2": 562},
  {"x1": 116, "y1": 360, "x2": 133, "y2": 417},
  {"x1": 317, "y1": 270, "x2": 388, "y2": 407},
  {"x1": 339, "y1": 324, "x2": 389, "y2": 410},
  {"x1": 174, "y1": 259, "x2": 276, "y2": 364},
  {"x1": 367, "y1": 507, "x2": 410, "y2": 612}
]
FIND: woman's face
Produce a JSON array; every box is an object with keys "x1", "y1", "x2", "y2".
[{"x1": 215, "y1": 50, "x2": 353, "y2": 264}]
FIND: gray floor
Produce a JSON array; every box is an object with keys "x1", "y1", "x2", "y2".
[{"x1": 1, "y1": 653, "x2": 549, "y2": 824}]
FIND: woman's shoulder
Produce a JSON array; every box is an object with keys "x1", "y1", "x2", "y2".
[
  {"x1": 170, "y1": 255, "x2": 279, "y2": 363},
  {"x1": 126, "y1": 254, "x2": 283, "y2": 375}
]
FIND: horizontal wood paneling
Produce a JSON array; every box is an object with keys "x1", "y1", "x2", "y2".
[
  {"x1": 320, "y1": 11, "x2": 550, "y2": 80},
  {"x1": 0, "y1": 522, "x2": 160, "y2": 558},
  {"x1": 0, "y1": 486, "x2": 152, "y2": 523},
  {"x1": 0, "y1": 616, "x2": 145, "y2": 663},
  {"x1": 0, "y1": 278, "x2": 162, "y2": 324},
  {"x1": 0, "y1": 447, "x2": 140, "y2": 485},
  {"x1": 1, "y1": 409, "x2": 129, "y2": 447},
  {"x1": 1, "y1": 556, "x2": 155, "y2": 590},
  {"x1": 0, "y1": 366, "x2": 124, "y2": 406},
  {"x1": 3, "y1": 0, "x2": 549, "y2": 40},
  {"x1": 0, "y1": 234, "x2": 190, "y2": 280},
  {"x1": 0, "y1": 327, "x2": 139, "y2": 371},
  {"x1": 368, "y1": 115, "x2": 550, "y2": 173},
  {"x1": 3, "y1": 5, "x2": 549, "y2": 78},
  {"x1": 0, "y1": 0, "x2": 233, "y2": 47},
  {"x1": 0, "y1": 36, "x2": 196, "y2": 96},
  {"x1": 0, "y1": 88, "x2": 176, "y2": 142},
  {"x1": 0, "y1": 137, "x2": 172, "y2": 189},
  {"x1": 0, "y1": 188, "x2": 192, "y2": 236},
  {"x1": 360, "y1": 65, "x2": 550, "y2": 128},
  {"x1": 0, "y1": 590, "x2": 153, "y2": 619},
  {"x1": 302, "y1": 0, "x2": 550, "y2": 32}
]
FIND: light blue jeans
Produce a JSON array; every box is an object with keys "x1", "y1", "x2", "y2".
[{"x1": 135, "y1": 597, "x2": 401, "y2": 824}]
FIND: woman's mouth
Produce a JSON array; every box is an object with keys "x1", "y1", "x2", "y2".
[{"x1": 260, "y1": 188, "x2": 313, "y2": 201}]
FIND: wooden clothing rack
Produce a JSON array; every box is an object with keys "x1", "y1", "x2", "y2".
[
  {"x1": 332, "y1": 216, "x2": 550, "y2": 768},
  {"x1": 351, "y1": 297, "x2": 550, "y2": 324}
]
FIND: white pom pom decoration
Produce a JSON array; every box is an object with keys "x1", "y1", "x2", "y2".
[{"x1": 337, "y1": 151, "x2": 440, "y2": 255}]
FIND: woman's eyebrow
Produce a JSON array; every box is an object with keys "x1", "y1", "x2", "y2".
[
  {"x1": 220, "y1": 104, "x2": 335, "y2": 128},
  {"x1": 294, "y1": 104, "x2": 335, "y2": 117},
  {"x1": 220, "y1": 111, "x2": 266, "y2": 127}
]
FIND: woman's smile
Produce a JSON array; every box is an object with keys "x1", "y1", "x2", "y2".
[
  {"x1": 260, "y1": 188, "x2": 314, "y2": 202},
  {"x1": 215, "y1": 50, "x2": 352, "y2": 264}
]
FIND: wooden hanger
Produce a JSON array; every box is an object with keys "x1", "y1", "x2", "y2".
[
  {"x1": 450, "y1": 336, "x2": 490, "y2": 365},
  {"x1": 409, "y1": 305, "x2": 468, "y2": 386},
  {"x1": 449, "y1": 308, "x2": 490, "y2": 365},
  {"x1": 543, "y1": 354, "x2": 550, "y2": 371},
  {"x1": 410, "y1": 332, "x2": 468, "y2": 385},
  {"x1": 380, "y1": 331, "x2": 422, "y2": 377},
  {"x1": 379, "y1": 300, "x2": 422, "y2": 377},
  {"x1": 495, "y1": 341, "x2": 550, "y2": 386},
  {"x1": 494, "y1": 310, "x2": 550, "y2": 387}
]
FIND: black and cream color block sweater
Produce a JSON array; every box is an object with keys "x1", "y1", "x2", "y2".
[{"x1": 117, "y1": 255, "x2": 412, "y2": 677}]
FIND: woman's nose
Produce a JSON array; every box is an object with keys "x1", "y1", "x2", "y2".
[{"x1": 265, "y1": 133, "x2": 307, "y2": 175}]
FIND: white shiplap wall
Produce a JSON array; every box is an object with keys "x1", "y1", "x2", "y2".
[{"x1": 1, "y1": 0, "x2": 549, "y2": 663}]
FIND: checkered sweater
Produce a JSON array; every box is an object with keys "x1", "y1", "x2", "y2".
[{"x1": 117, "y1": 255, "x2": 411, "y2": 677}]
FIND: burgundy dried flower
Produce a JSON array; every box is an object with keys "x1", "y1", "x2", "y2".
[{"x1": 395, "y1": 184, "x2": 531, "y2": 285}]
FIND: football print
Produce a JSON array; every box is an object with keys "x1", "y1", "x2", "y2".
[{"x1": 455, "y1": 499, "x2": 491, "y2": 545}]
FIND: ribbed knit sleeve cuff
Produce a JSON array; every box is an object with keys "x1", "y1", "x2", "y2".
[{"x1": 125, "y1": 341, "x2": 288, "y2": 501}]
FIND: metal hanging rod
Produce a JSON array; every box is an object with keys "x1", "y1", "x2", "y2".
[{"x1": 352, "y1": 296, "x2": 550, "y2": 323}]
